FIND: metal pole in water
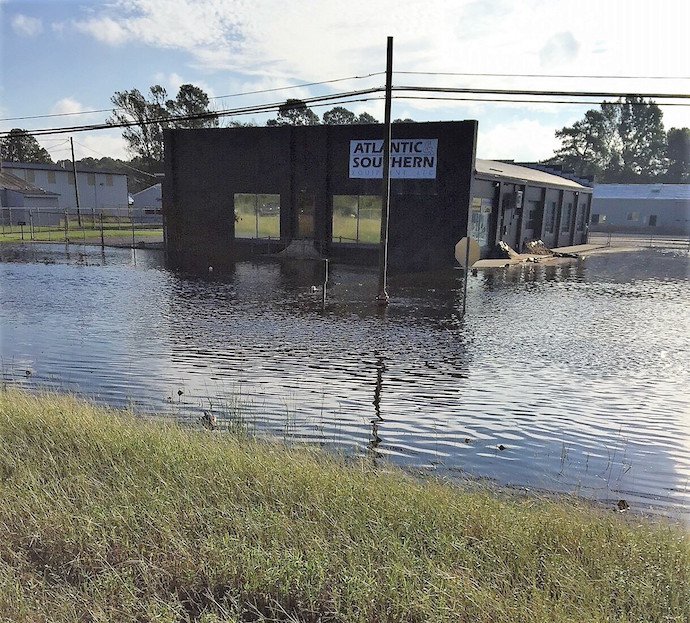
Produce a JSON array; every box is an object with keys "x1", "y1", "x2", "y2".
[
  {"x1": 461, "y1": 236, "x2": 471, "y2": 316},
  {"x1": 322, "y1": 258, "x2": 329, "y2": 309}
]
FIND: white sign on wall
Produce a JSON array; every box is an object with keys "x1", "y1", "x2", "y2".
[{"x1": 349, "y1": 139, "x2": 438, "y2": 179}]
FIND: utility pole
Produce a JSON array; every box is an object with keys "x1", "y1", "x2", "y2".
[
  {"x1": 376, "y1": 36, "x2": 394, "y2": 306},
  {"x1": 70, "y1": 137, "x2": 82, "y2": 227}
]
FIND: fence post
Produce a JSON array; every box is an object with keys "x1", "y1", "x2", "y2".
[
  {"x1": 100, "y1": 213, "x2": 105, "y2": 248},
  {"x1": 131, "y1": 215, "x2": 135, "y2": 248},
  {"x1": 29, "y1": 210, "x2": 34, "y2": 241},
  {"x1": 64, "y1": 210, "x2": 69, "y2": 241}
]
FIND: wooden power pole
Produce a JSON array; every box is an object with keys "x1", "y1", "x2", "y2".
[
  {"x1": 70, "y1": 137, "x2": 82, "y2": 227},
  {"x1": 376, "y1": 36, "x2": 394, "y2": 306}
]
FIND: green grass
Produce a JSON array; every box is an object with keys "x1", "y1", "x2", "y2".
[
  {"x1": 0, "y1": 225, "x2": 163, "y2": 243},
  {"x1": 234, "y1": 214, "x2": 280, "y2": 239},
  {"x1": 332, "y1": 213, "x2": 380, "y2": 244},
  {"x1": 0, "y1": 389, "x2": 688, "y2": 622}
]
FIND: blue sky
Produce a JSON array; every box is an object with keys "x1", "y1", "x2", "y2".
[{"x1": 2, "y1": 0, "x2": 688, "y2": 163}]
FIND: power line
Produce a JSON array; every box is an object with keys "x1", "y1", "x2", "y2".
[
  {"x1": 0, "y1": 88, "x2": 384, "y2": 138},
  {"x1": 393, "y1": 85, "x2": 690, "y2": 100},
  {"x1": 395, "y1": 71, "x2": 690, "y2": 80},
  {"x1": 72, "y1": 141, "x2": 159, "y2": 178},
  {"x1": 4, "y1": 84, "x2": 687, "y2": 140},
  {"x1": 210, "y1": 72, "x2": 384, "y2": 100},
  {"x1": 0, "y1": 72, "x2": 385, "y2": 123},
  {"x1": 394, "y1": 95, "x2": 690, "y2": 107}
]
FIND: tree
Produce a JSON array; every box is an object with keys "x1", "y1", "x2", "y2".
[
  {"x1": 322, "y1": 106, "x2": 357, "y2": 125},
  {"x1": 550, "y1": 108, "x2": 616, "y2": 179},
  {"x1": 0, "y1": 128, "x2": 52, "y2": 163},
  {"x1": 356, "y1": 112, "x2": 378, "y2": 124},
  {"x1": 321, "y1": 107, "x2": 379, "y2": 125},
  {"x1": 108, "y1": 84, "x2": 217, "y2": 167},
  {"x1": 266, "y1": 99, "x2": 320, "y2": 126},
  {"x1": 549, "y1": 97, "x2": 667, "y2": 182},
  {"x1": 613, "y1": 97, "x2": 667, "y2": 180},
  {"x1": 665, "y1": 127, "x2": 690, "y2": 183},
  {"x1": 393, "y1": 118, "x2": 415, "y2": 123},
  {"x1": 168, "y1": 84, "x2": 218, "y2": 129}
]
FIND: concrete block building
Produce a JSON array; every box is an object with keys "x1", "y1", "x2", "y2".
[{"x1": 163, "y1": 122, "x2": 591, "y2": 273}]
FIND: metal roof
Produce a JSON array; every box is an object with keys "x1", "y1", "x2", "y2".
[
  {"x1": 593, "y1": 184, "x2": 690, "y2": 201},
  {"x1": 1, "y1": 161, "x2": 128, "y2": 176},
  {"x1": 475, "y1": 159, "x2": 591, "y2": 191},
  {"x1": 132, "y1": 183, "x2": 161, "y2": 198},
  {"x1": 0, "y1": 170, "x2": 60, "y2": 196}
]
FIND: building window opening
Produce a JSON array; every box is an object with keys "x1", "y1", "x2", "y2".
[
  {"x1": 649, "y1": 215, "x2": 657, "y2": 227},
  {"x1": 576, "y1": 204, "x2": 587, "y2": 231},
  {"x1": 332, "y1": 195, "x2": 382, "y2": 244},
  {"x1": 470, "y1": 197, "x2": 492, "y2": 248},
  {"x1": 47, "y1": 171, "x2": 56, "y2": 184},
  {"x1": 525, "y1": 200, "x2": 542, "y2": 232},
  {"x1": 627, "y1": 211, "x2": 639, "y2": 221},
  {"x1": 87, "y1": 173, "x2": 96, "y2": 186},
  {"x1": 26, "y1": 170, "x2": 35, "y2": 183},
  {"x1": 561, "y1": 203, "x2": 573, "y2": 232},
  {"x1": 234, "y1": 193, "x2": 280, "y2": 239},
  {"x1": 106, "y1": 174, "x2": 113, "y2": 187},
  {"x1": 545, "y1": 202, "x2": 557, "y2": 234}
]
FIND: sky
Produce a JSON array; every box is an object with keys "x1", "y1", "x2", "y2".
[{"x1": 1, "y1": 0, "x2": 689, "y2": 164}]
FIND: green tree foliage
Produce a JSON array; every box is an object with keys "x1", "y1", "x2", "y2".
[
  {"x1": 356, "y1": 112, "x2": 379, "y2": 124},
  {"x1": 550, "y1": 97, "x2": 668, "y2": 182},
  {"x1": 393, "y1": 118, "x2": 415, "y2": 123},
  {"x1": 108, "y1": 84, "x2": 218, "y2": 167},
  {"x1": 0, "y1": 128, "x2": 52, "y2": 164},
  {"x1": 321, "y1": 107, "x2": 380, "y2": 125},
  {"x1": 266, "y1": 99, "x2": 320, "y2": 126},
  {"x1": 665, "y1": 127, "x2": 690, "y2": 183},
  {"x1": 322, "y1": 106, "x2": 357, "y2": 125}
]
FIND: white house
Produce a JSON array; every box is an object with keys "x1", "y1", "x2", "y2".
[
  {"x1": 1, "y1": 162, "x2": 129, "y2": 215},
  {"x1": 590, "y1": 184, "x2": 690, "y2": 235}
]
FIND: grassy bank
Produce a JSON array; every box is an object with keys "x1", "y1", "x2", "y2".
[{"x1": 0, "y1": 390, "x2": 688, "y2": 622}]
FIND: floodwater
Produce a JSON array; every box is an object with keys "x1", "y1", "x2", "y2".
[{"x1": 1, "y1": 243, "x2": 689, "y2": 520}]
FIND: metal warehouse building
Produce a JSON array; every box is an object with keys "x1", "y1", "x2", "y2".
[
  {"x1": 590, "y1": 184, "x2": 690, "y2": 235},
  {"x1": 163, "y1": 121, "x2": 591, "y2": 273}
]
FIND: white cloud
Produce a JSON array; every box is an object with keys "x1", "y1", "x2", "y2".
[
  {"x1": 65, "y1": 0, "x2": 690, "y2": 92},
  {"x1": 74, "y1": 133, "x2": 129, "y2": 161},
  {"x1": 73, "y1": 16, "x2": 129, "y2": 45},
  {"x1": 12, "y1": 14, "x2": 43, "y2": 36},
  {"x1": 477, "y1": 119, "x2": 561, "y2": 161},
  {"x1": 50, "y1": 97, "x2": 86, "y2": 116},
  {"x1": 539, "y1": 32, "x2": 580, "y2": 67}
]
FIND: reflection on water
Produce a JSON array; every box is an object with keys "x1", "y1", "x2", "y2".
[{"x1": 1, "y1": 243, "x2": 689, "y2": 519}]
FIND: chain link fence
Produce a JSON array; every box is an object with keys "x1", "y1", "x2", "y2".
[{"x1": 0, "y1": 206, "x2": 164, "y2": 247}]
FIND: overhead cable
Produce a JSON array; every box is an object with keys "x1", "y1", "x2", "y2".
[
  {"x1": 0, "y1": 72, "x2": 385, "y2": 123},
  {"x1": 395, "y1": 71, "x2": 690, "y2": 80}
]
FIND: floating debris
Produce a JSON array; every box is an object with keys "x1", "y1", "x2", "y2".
[{"x1": 200, "y1": 410, "x2": 217, "y2": 431}]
